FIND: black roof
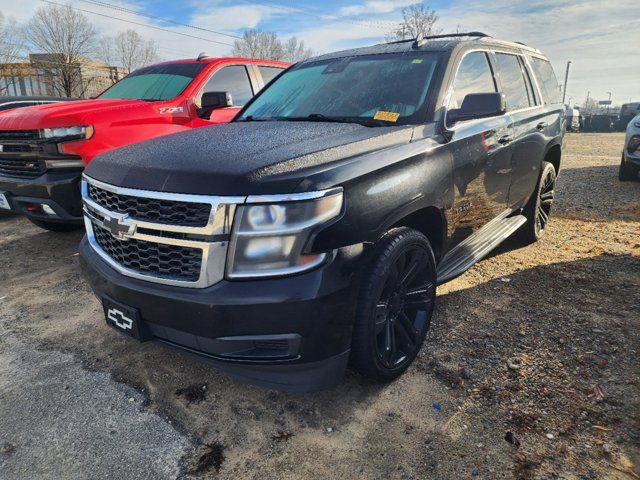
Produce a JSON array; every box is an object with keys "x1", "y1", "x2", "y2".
[{"x1": 301, "y1": 33, "x2": 544, "y2": 65}]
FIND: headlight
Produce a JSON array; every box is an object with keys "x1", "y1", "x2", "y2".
[
  {"x1": 227, "y1": 189, "x2": 343, "y2": 278},
  {"x1": 42, "y1": 125, "x2": 93, "y2": 141}
]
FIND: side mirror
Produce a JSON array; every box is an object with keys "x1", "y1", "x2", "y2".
[
  {"x1": 198, "y1": 91, "x2": 233, "y2": 119},
  {"x1": 447, "y1": 93, "x2": 506, "y2": 125}
]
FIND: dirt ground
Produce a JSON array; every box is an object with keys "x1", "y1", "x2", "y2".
[{"x1": 0, "y1": 132, "x2": 638, "y2": 479}]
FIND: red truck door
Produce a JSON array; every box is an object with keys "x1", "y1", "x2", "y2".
[{"x1": 190, "y1": 63, "x2": 287, "y2": 126}]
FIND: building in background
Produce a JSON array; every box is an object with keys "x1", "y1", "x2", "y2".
[{"x1": 0, "y1": 54, "x2": 124, "y2": 98}]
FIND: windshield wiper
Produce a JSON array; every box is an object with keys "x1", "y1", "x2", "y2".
[
  {"x1": 236, "y1": 115, "x2": 273, "y2": 122},
  {"x1": 274, "y1": 114, "x2": 387, "y2": 127}
]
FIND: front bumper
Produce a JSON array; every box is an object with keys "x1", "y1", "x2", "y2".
[
  {"x1": 624, "y1": 151, "x2": 640, "y2": 167},
  {"x1": 79, "y1": 237, "x2": 364, "y2": 392},
  {"x1": 0, "y1": 170, "x2": 84, "y2": 223}
]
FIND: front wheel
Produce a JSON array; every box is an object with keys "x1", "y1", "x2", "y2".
[
  {"x1": 350, "y1": 227, "x2": 437, "y2": 382},
  {"x1": 28, "y1": 218, "x2": 82, "y2": 232},
  {"x1": 619, "y1": 154, "x2": 639, "y2": 181}
]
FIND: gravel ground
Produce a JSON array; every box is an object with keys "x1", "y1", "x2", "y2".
[{"x1": 0, "y1": 132, "x2": 638, "y2": 479}]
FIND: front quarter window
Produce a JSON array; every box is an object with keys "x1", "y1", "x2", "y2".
[{"x1": 239, "y1": 52, "x2": 441, "y2": 127}]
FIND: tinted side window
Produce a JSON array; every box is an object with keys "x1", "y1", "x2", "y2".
[
  {"x1": 258, "y1": 66, "x2": 284, "y2": 85},
  {"x1": 494, "y1": 53, "x2": 531, "y2": 111},
  {"x1": 201, "y1": 65, "x2": 253, "y2": 106},
  {"x1": 450, "y1": 52, "x2": 496, "y2": 109},
  {"x1": 530, "y1": 57, "x2": 562, "y2": 104},
  {"x1": 520, "y1": 58, "x2": 539, "y2": 106}
]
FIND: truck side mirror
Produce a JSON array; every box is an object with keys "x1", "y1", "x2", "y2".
[
  {"x1": 448, "y1": 92, "x2": 506, "y2": 125},
  {"x1": 198, "y1": 91, "x2": 233, "y2": 119}
]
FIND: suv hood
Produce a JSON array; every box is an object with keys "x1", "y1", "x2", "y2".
[
  {"x1": 86, "y1": 121, "x2": 416, "y2": 195},
  {"x1": 0, "y1": 98, "x2": 165, "y2": 130}
]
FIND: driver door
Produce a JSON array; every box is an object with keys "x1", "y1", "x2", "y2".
[
  {"x1": 446, "y1": 51, "x2": 514, "y2": 247},
  {"x1": 191, "y1": 65, "x2": 256, "y2": 126}
]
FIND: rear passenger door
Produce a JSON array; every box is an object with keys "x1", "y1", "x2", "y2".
[
  {"x1": 446, "y1": 51, "x2": 514, "y2": 246},
  {"x1": 492, "y1": 52, "x2": 547, "y2": 209}
]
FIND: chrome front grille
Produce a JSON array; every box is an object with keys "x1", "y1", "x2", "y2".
[
  {"x1": 88, "y1": 183, "x2": 212, "y2": 227},
  {"x1": 92, "y1": 222, "x2": 203, "y2": 282},
  {"x1": 82, "y1": 175, "x2": 246, "y2": 288}
]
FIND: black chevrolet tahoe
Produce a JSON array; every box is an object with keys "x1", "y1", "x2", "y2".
[{"x1": 79, "y1": 33, "x2": 565, "y2": 391}]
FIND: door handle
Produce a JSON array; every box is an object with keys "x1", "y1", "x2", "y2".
[
  {"x1": 536, "y1": 122, "x2": 547, "y2": 131},
  {"x1": 498, "y1": 135, "x2": 513, "y2": 145}
]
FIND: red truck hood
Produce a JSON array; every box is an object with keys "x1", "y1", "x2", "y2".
[{"x1": 0, "y1": 98, "x2": 173, "y2": 130}]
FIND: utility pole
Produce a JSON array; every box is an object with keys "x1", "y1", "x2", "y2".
[
  {"x1": 562, "y1": 60, "x2": 571, "y2": 104},
  {"x1": 606, "y1": 91, "x2": 612, "y2": 115}
]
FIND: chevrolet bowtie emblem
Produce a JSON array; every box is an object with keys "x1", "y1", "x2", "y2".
[{"x1": 103, "y1": 215, "x2": 136, "y2": 240}]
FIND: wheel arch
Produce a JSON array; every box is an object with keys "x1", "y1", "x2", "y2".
[
  {"x1": 389, "y1": 206, "x2": 447, "y2": 263},
  {"x1": 544, "y1": 143, "x2": 562, "y2": 175}
]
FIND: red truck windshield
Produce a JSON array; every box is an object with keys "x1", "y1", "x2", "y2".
[{"x1": 99, "y1": 63, "x2": 206, "y2": 101}]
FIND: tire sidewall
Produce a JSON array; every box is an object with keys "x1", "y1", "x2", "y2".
[{"x1": 355, "y1": 228, "x2": 437, "y2": 380}]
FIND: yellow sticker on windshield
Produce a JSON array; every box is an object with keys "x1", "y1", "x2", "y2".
[
  {"x1": 374, "y1": 111, "x2": 400, "y2": 122},
  {"x1": 412, "y1": 59, "x2": 423, "y2": 64}
]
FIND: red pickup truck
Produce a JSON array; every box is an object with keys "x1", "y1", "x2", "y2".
[{"x1": 0, "y1": 55, "x2": 289, "y2": 231}]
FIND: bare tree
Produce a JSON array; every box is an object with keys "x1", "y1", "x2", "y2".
[
  {"x1": 99, "y1": 30, "x2": 159, "y2": 76},
  {"x1": 385, "y1": 4, "x2": 441, "y2": 42},
  {"x1": 282, "y1": 37, "x2": 313, "y2": 63},
  {"x1": 0, "y1": 12, "x2": 25, "y2": 95},
  {"x1": 232, "y1": 30, "x2": 283, "y2": 60},
  {"x1": 232, "y1": 29, "x2": 313, "y2": 62},
  {"x1": 24, "y1": 4, "x2": 97, "y2": 97}
]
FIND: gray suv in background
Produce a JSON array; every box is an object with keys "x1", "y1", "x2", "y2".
[{"x1": 620, "y1": 114, "x2": 640, "y2": 181}]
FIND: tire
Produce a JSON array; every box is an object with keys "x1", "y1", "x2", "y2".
[
  {"x1": 619, "y1": 154, "x2": 639, "y2": 181},
  {"x1": 28, "y1": 218, "x2": 82, "y2": 232},
  {"x1": 350, "y1": 227, "x2": 437, "y2": 382},
  {"x1": 517, "y1": 161, "x2": 556, "y2": 244}
]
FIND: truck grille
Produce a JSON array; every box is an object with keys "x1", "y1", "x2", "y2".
[
  {"x1": 83, "y1": 176, "x2": 242, "y2": 288},
  {"x1": 92, "y1": 222, "x2": 202, "y2": 282},
  {"x1": 0, "y1": 130, "x2": 41, "y2": 141},
  {"x1": 88, "y1": 183, "x2": 212, "y2": 227},
  {"x1": 0, "y1": 130, "x2": 47, "y2": 177},
  {"x1": 0, "y1": 157, "x2": 47, "y2": 177}
]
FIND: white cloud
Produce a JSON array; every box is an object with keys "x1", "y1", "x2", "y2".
[
  {"x1": 2, "y1": 0, "x2": 637, "y2": 102},
  {"x1": 339, "y1": 0, "x2": 416, "y2": 17}
]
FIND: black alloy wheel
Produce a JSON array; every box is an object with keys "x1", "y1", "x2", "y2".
[
  {"x1": 534, "y1": 163, "x2": 556, "y2": 238},
  {"x1": 518, "y1": 160, "x2": 556, "y2": 244},
  {"x1": 351, "y1": 227, "x2": 437, "y2": 381}
]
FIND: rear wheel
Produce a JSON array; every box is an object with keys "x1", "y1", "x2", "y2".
[
  {"x1": 28, "y1": 218, "x2": 82, "y2": 232},
  {"x1": 619, "y1": 154, "x2": 639, "y2": 181},
  {"x1": 518, "y1": 160, "x2": 556, "y2": 244},
  {"x1": 350, "y1": 227, "x2": 437, "y2": 382}
]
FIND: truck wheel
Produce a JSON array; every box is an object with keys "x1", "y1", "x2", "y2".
[
  {"x1": 619, "y1": 154, "x2": 639, "y2": 181},
  {"x1": 518, "y1": 161, "x2": 556, "y2": 244},
  {"x1": 28, "y1": 218, "x2": 82, "y2": 232},
  {"x1": 350, "y1": 227, "x2": 436, "y2": 382}
]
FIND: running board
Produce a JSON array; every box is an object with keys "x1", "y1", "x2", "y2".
[{"x1": 436, "y1": 213, "x2": 527, "y2": 284}]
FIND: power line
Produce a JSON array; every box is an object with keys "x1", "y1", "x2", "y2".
[
  {"x1": 40, "y1": 0, "x2": 235, "y2": 47},
  {"x1": 77, "y1": 0, "x2": 243, "y2": 40}
]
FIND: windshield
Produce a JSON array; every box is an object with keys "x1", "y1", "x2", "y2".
[
  {"x1": 238, "y1": 52, "x2": 440, "y2": 126},
  {"x1": 99, "y1": 63, "x2": 206, "y2": 101}
]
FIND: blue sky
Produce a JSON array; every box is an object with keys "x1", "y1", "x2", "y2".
[{"x1": 3, "y1": 0, "x2": 639, "y2": 104}]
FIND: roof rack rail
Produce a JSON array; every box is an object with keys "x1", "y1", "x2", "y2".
[{"x1": 386, "y1": 31, "x2": 491, "y2": 46}]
